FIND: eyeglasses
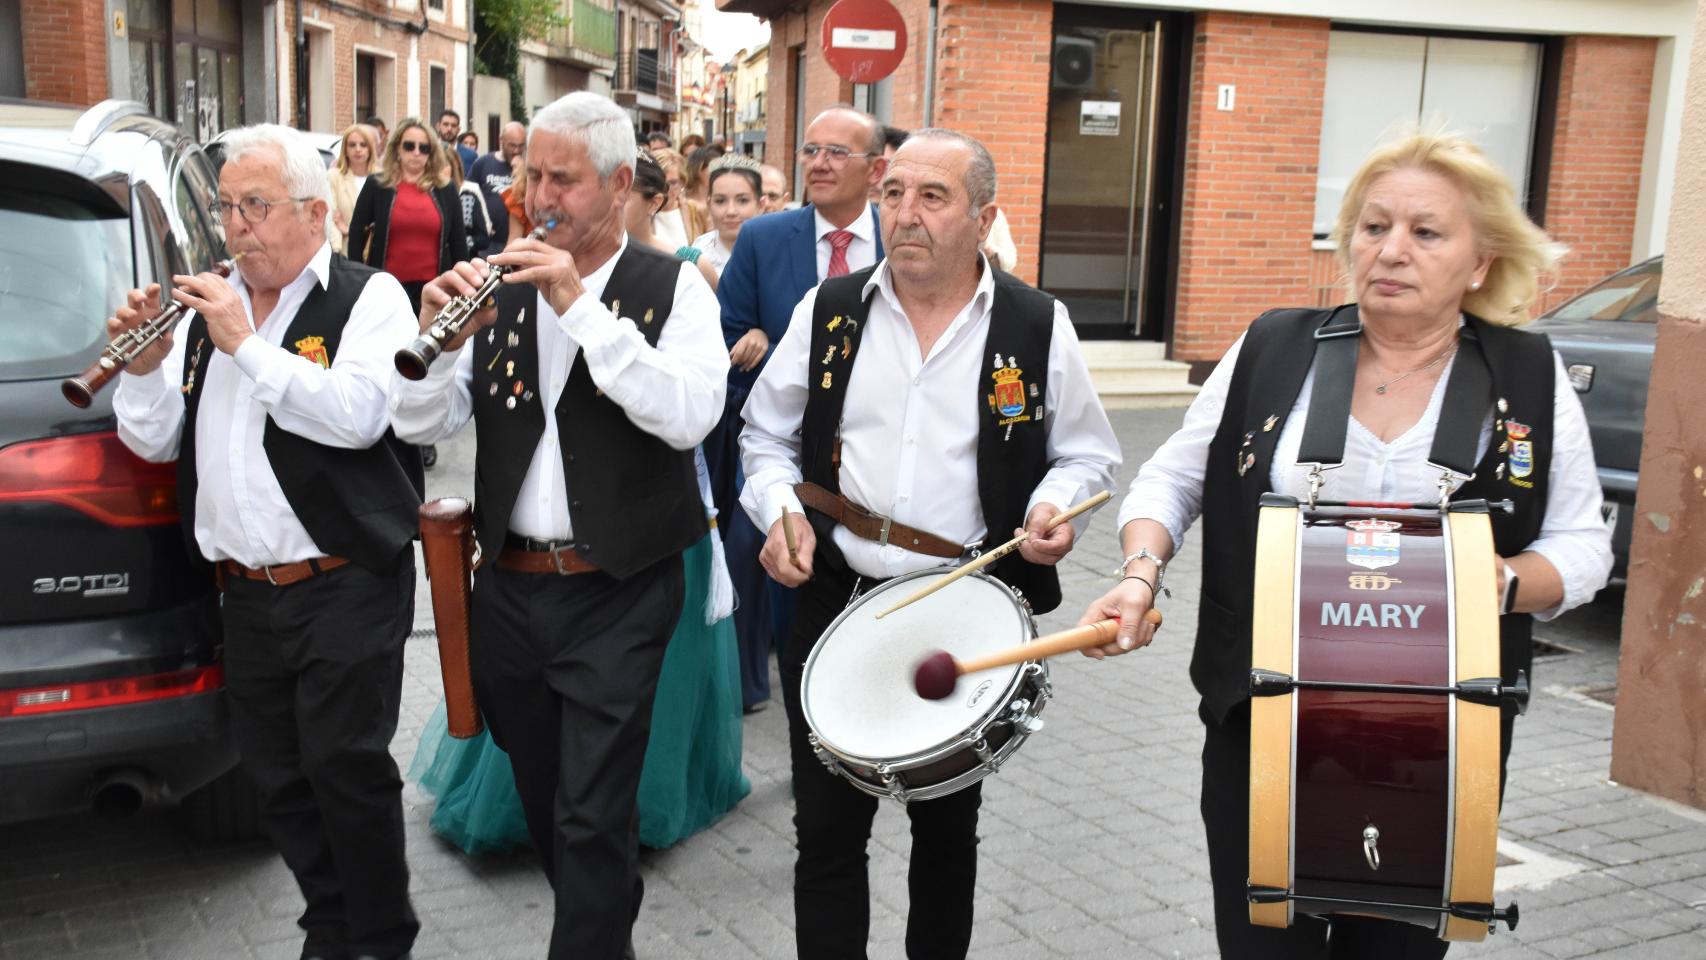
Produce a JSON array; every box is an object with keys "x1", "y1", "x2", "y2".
[
  {"x1": 798, "y1": 143, "x2": 874, "y2": 167},
  {"x1": 208, "y1": 195, "x2": 314, "y2": 225},
  {"x1": 399, "y1": 140, "x2": 433, "y2": 155}
]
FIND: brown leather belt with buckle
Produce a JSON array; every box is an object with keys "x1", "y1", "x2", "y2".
[
  {"x1": 219, "y1": 556, "x2": 350, "y2": 588},
  {"x1": 496, "y1": 535, "x2": 601, "y2": 575},
  {"x1": 793, "y1": 481, "x2": 965, "y2": 559}
]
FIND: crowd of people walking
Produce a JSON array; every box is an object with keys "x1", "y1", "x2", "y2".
[{"x1": 99, "y1": 84, "x2": 1612, "y2": 960}]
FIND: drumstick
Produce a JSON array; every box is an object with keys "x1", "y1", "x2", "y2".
[
  {"x1": 781, "y1": 504, "x2": 800, "y2": 565},
  {"x1": 912, "y1": 609, "x2": 1163, "y2": 701},
  {"x1": 873, "y1": 489, "x2": 1111, "y2": 620}
]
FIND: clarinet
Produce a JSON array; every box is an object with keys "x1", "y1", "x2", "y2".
[
  {"x1": 63, "y1": 257, "x2": 241, "y2": 408},
  {"x1": 394, "y1": 223, "x2": 554, "y2": 381}
]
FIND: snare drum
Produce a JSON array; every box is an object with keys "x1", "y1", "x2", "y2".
[{"x1": 800, "y1": 570, "x2": 1049, "y2": 803}]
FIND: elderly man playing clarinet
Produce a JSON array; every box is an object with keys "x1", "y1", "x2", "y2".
[
  {"x1": 111, "y1": 123, "x2": 425, "y2": 960},
  {"x1": 740, "y1": 128, "x2": 1121, "y2": 960},
  {"x1": 389, "y1": 91, "x2": 727, "y2": 960}
]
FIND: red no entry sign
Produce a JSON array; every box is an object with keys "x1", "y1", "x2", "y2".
[{"x1": 820, "y1": 0, "x2": 908, "y2": 84}]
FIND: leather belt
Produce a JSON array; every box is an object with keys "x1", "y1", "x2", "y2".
[
  {"x1": 496, "y1": 535, "x2": 600, "y2": 575},
  {"x1": 793, "y1": 482, "x2": 965, "y2": 559},
  {"x1": 219, "y1": 556, "x2": 349, "y2": 588}
]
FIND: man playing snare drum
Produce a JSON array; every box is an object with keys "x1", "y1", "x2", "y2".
[{"x1": 739, "y1": 128, "x2": 1120, "y2": 959}]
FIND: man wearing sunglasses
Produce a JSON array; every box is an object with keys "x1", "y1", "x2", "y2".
[
  {"x1": 710, "y1": 106, "x2": 888, "y2": 718},
  {"x1": 109, "y1": 123, "x2": 424, "y2": 960}
]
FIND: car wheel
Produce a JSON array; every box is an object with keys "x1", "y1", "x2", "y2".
[{"x1": 176, "y1": 763, "x2": 263, "y2": 843}]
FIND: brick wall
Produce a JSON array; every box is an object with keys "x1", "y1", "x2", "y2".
[
  {"x1": 934, "y1": 0, "x2": 1052, "y2": 285},
  {"x1": 22, "y1": 0, "x2": 108, "y2": 106},
  {"x1": 291, "y1": 3, "x2": 469, "y2": 134},
  {"x1": 1173, "y1": 12, "x2": 1328, "y2": 364},
  {"x1": 1543, "y1": 35, "x2": 1658, "y2": 306}
]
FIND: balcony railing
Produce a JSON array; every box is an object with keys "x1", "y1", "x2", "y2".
[
  {"x1": 616, "y1": 49, "x2": 675, "y2": 99},
  {"x1": 545, "y1": 0, "x2": 616, "y2": 61}
]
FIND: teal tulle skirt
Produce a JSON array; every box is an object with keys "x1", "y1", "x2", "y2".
[{"x1": 410, "y1": 534, "x2": 751, "y2": 853}]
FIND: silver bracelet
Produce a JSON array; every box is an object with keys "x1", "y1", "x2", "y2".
[{"x1": 1117, "y1": 548, "x2": 1167, "y2": 594}]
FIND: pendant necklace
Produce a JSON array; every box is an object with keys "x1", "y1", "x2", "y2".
[{"x1": 1374, "y1": 343, "x2": 1456, "y2": 395}]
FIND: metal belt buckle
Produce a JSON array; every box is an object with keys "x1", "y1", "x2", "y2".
[
  {"x1": 877, "y1": 515, "x2": 893, "y2": 547},
  {"x1": 551, "y1": 546, "x2": 574, "y2": 575},
  {"x1": 264, "y1": 564, "x2": 279, "y2": 587}
]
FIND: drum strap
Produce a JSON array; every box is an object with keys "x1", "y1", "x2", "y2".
[
  {"x1": 1296, "y1": 309, "x2": 1494, "y2": 478},
  {"x1": 1295, "y1": 306, "x2": 1361, "y2": 468}
]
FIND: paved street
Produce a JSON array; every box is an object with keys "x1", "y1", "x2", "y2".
[{"x1": 3, "y1": 407, "x2": 1703, "y2": 960}]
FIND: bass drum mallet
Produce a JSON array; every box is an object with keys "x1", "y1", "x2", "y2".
[{"x1": 913, "y1": 609, "x2": 1163, "y2": 701}]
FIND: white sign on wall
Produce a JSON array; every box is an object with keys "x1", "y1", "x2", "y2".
[{"x1": 1080, "y1": 100, "x2": 1120, "y2": 136}]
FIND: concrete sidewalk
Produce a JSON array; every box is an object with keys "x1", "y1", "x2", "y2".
[{"x1": 2, "y1": 408, "x2": 1703, "y2": 959}]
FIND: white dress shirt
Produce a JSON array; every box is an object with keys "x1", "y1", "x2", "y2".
[
  {"x1": 389, "y1": 234, "x2": 729, "y2": 541},
  {"x1": 814, "y1": 204, "x2": 878, "y2": 278},
  {"x1": 1116, "y1": 329, "x2": 1614, "y2": 619},
  {"x1": 114, "y1": 243, "x2": 417, "y2": 567},
  {"x1": 740, "y1": 256, "x2": 1122, "y2": 580}
]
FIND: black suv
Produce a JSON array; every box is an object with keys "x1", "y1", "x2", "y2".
[{"x1": 0, "y1": 99, "x2": 255, "y2": 837}]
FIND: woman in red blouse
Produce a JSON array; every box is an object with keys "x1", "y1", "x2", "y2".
[{"x1": 348, "y1": 118, "x2": 467, "y2": 316}]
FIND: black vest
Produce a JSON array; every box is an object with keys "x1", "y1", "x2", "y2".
[
  {"x1": 178, "y1": 255, "x2": 425, "y2": 573},
  {"x1": 470, "y1": 243, "x2": 705, "y2": 579},
  {"x1": 1194, "y1": 305, "x2": 1556, "y2": 723},
  {"x1": 802, "y1": 265, "x2": 1063, "y2": 614}
]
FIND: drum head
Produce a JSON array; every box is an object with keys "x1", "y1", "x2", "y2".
[{"x1": 803, "y1": 571, "x2": 1031, "y2": 763}]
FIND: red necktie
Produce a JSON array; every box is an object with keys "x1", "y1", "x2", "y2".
[{"x1": 826, "y1": 230, "x2": 854, "y2": 278}]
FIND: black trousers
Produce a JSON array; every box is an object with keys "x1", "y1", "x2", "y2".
[
  {"x1": 784, "y1": 560, "x2": 983, "y2": 960},
  {"x1": 1201, "y1": 700, "x2": 1516, "y2": 959},
  {"x1": 221, "y1": 556, "x2": 418, "y2": 960},
  {"x1": 470, "y1": 557, "x2": 685, "y2": 960}
]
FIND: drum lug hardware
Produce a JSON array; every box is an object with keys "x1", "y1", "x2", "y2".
[
  {"x1": 1363, "y1": 824, "x2": 1381, "y2": 871},
  {"x1": 1449, "y1": 900, "x2": 1519, "y2": 933},
  {"x1": 1457, "y1": 671, "x2": 1530, "y2": 714},
  {"x1": 972, "y1": 738, "x2": 994, "y2": 768},
  {"x1": 877, "y1": 766, "x2": 907, "y2": 803},
  {"x1": 1249, "y1": 668, "x2": 1294, "y2": 696},
  {"x1": 1246, "y1": 883, "x2": 1289, "y2": 905},
  {"x1": 1006, "y1": 699, "x2": 1044, "y2": 734},
  {"x1": 807, "y1": 734, "x2": 838, "y2": 773},
  {"x1": 1010, "y1": 587, "x2": 1032, "y2": 615}
]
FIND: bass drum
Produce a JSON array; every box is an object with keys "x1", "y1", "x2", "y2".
[{"x1": 1247, "y1": 497, "x2": 1523, "y2": 941}]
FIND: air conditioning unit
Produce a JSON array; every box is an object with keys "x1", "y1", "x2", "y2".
[{"x1": 1053, "y1": 36, "x2": 1096, "y2": 90}]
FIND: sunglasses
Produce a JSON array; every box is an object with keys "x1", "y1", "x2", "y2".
[{"x1": 399, "y1": 140, "x2": 432, "y2": 155}]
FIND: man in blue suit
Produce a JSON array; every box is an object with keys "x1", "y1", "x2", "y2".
[{"x1": 711, "y1": 105, "x2": 886, "y2": 710}]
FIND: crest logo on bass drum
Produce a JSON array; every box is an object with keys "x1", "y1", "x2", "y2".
[{"x1": 1345, "y1": 518, "x2": 1402, "y2": 571}]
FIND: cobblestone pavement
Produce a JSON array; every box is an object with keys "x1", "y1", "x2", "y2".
[{"x1": 4, "y1": 408, "x2": 1704, "y2": 959}]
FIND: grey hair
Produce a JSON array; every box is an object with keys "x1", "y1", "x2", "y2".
[
  {"x1": 218, "y1": 124, "x2": 331, "y2": 210},
  {"x1": 902, "y1": 128, "x2": 997, "y2": 210},
  {"x1": 529, "y1": 92, "x2": 635, "y2": 181}
]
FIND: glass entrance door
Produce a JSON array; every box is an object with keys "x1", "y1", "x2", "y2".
[{"x1": 1039, "y1": 7, "x2": 1175, "y2": 340}]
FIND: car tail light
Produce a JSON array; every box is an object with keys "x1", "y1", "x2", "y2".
[
  {"x1": 0, "y1": 431, "x2": 178, "y2": 526},
  {"x1": 0, "y1": 664, "x2": 223, "y2": 718}
]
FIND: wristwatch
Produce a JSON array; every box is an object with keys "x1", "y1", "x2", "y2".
[{"x1": 1499, "y1": 561, "x2": 1520, "y2": 615}]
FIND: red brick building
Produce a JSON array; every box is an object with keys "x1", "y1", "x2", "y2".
[
  {"x1": 6, "y1": 0, "x2": 471, "y2": 145},
  {"x1": 720, "y1": 0, "x2": 1696, "y2": 378}
]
